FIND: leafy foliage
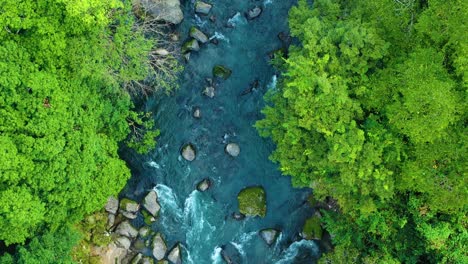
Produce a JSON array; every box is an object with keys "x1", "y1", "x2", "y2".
[
  {"x1": 0, "y1": 0, "x2": 172, "y2": 253},
  {"x1": 257, "y1": 0, "x2": 467, "y2": 262}
]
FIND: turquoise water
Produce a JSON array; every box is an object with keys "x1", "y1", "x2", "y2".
[{"x1": 122, "y1": 0, "x2": 321, "y2": 263}]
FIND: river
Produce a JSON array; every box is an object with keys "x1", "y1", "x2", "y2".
[{"x1": 121, "y1": 0, "x2": 320, "y2": 263}]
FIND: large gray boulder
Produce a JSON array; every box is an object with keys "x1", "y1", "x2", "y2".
[
  {"x1": 152, "y1": 233, "x2": 167, "y2": 260},
  {"x1": 115, "y1": 221, "x2": 138, "y2": 239},
  {"x1": 181, "y1": 143, "x2": 196, "y2": 161},
  {"x1": 119, "y1": 198, "x2": 140, "y2": 219},
  {"x1": 260, "y1": 228, "x2": 280, "y2": 246},
  {"x1": 167, "y1": 243, "x2": 182, "y2": 264},
  {"x1": 195, "y1": 1, "x2": 212, "y2": 15},
  {"x1": 189, "y1": 27, "x2": 209, "y2": 43},
  {"x1": 115, "y1": 236, "x2": 132, "y2": 250},
  {"x1": 105, "y1": 196, "x2": 119, "y2": 215},
  {"x1": 225, "y1": 143, "x2": 240, "y2": 157},
  {"x1": 143, "y1": 190, "x2": 161, "y2": 217},
  {"x1": 136, "y1": 0, "x2": 183, "y2": 24}
]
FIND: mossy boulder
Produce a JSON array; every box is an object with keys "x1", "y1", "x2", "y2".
[
  {"x1": 237, "y1": 186, "x2": 266, "y2": 217},
  {"x1": 302, "y1": 215, "x2": 323, "y2": 240},
  {"x1": 182, "y1": 39, "x2": 200, "y2": 52},
  {"x1": 212, "y1": 65, "x2": 232, "y2": 80}
]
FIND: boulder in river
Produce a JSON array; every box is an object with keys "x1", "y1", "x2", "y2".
[
  {"x1": 195, "y1": 1, "x2": 212, "y2": 15},
  {"x1": 246, "y1": 6, "x2": 262, "y2": 20},
  {"x1": 181, "y1": 143, "x2": 196, "y2": 161},
  {"x1": 260, "y1": 228, "x2": 280, "y2": 246},
  {"x1": 302, "y1": 214, "x2": 323, "y2": 240},
  {"x1": 225, "y1": 143, "x2": 240, "y2": 157},
  {"x1": 167, "y1": 243, "x2": 182, "y2": 264},
  {"x1": 152, "y1": 233, "x2": 167, "y2": 260},
  {"x1": 197, "y1": 178, "x2": 211, "y2": 192},
  {"x1": 119, "y1": 198, "x2": 140, "y2": 219},
  {"x1": 143, "y1": 190, "x2": 161, "y2": 217},
  {"x1": 213, "y1": 65, "x2": 232, "y2": 79},
  {"x1": 182, "y1": 39, "x2": 200, "y2": 52},
  {"x1": 189, "y1": 26, "x2": 209, "y2": 43},
  {"x1": 232, "y1": 212, "x2": 245, "y2": 221},
  {"x1": 115, "y1": 221, "x2": 138, "y2": 239},
  {"x1": 105, "y1": 196, "x2": 119, "y2": 215},
  {"x1": 193, "y1": 107, "x2": 201, "y2": 119},
  {"x1": 134, "y1": 0, "x2": 183, "y2": 25},
  {"x1": 237, "y1": 186, "x2": 266, "y2": 217},
  {"x1": 203, "y1": 86, "x2": 215, "y2": 98}
]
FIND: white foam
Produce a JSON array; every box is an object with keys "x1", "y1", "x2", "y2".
[
  {"x1": 146, "y1": 161, "x2": 160, "y2": 169},
  {"x1": 227, "y1": 12, "x2": 247, "y2": 27},
  {"x1": 209, "y1": 32, "x2": 230, "y2": 43},
  {"x1": 275, "y1": 239, "x2": 318, "y2": 264},
  {"x1": 210, "y1": 247, "x2": 224, "y2": 264}
]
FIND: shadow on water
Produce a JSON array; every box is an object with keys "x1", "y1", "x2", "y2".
[{"x1": 121, "y1": 0, "x2": 322, "y2": 263}]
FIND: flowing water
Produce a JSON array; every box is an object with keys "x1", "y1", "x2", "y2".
[{"x1": 121, "y1": 0, "x2": 321, "y2": 263}]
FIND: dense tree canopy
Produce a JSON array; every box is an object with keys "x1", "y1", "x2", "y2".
[
  {"x1": 0, "y1": 0, "x2": 162, "y2": 250},
  {"x1": 257, "y1": 0, "x2": 467, "y2": 262}
]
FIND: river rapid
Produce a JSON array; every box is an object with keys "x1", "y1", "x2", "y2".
[{"x1": 121, "y1": 0, "x2": 320, "y2": 263}]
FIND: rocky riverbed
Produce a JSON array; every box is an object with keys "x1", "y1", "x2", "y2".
[{"x1": 116, "y1": 0, "x2": 323, "y2": 263}]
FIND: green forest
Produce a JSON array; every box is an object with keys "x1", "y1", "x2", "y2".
[
  {"x1": 257, "y1": 0, "x2": 467, "y2": 263},
  {"x1": 0, "y1": 0, "x2": 466, "y2": 263},
  {"x1": 0, "y1": 0, "x2": 169, "y2": 262}
]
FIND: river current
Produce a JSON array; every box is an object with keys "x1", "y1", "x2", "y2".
[{"x1": 121, "y1": 0, "x2": 320, "y2": 263}]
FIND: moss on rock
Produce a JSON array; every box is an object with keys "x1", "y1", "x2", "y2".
[
  {"x1": 302, "y1": 215, "x2": 323, "y2": 240},
  {"x1": 237, "y1": 186, "x2": 266, "y2": 217},
  {"x1": 212, "y1": 65, "x2": 232, "y2": 79}
]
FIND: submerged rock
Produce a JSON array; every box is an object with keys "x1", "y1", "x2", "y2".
[
  {"x1": 152, "y1": 233, "x2": 167, "y2": 260},
  {"x1": 195, "y1": 1, "x2": 212, "y2": 15},
  {"x1": 302, "y1": 214, "x2": 323, "y2": 240},
  {"x1": 119, "y1": 198, "x2": 140, "y2": 219},
  {"x1": 213, "y1": 65, "x2": 232, "y2": 79},
  {"x1": 189, "y1": 27, "x2": 209, "y2": 43},
  {"x1": 135, "y1": 0, "x2": 183, "y2": 24},
  {"x1": 246, "y1": 6, "x2": 262, "y2": 20},
  {"x1": 105, "y1": 196, "x2": 119, "y2": 215},
  {"x1": 260, "y1": 228, "x2": 280, "y2": 246},
  {"x1": 115, "y1": 221, "x2": 138, "y2": 239},
  {"x1": 182, "y1": 39, "x2": 200, "y2": 52},
  {"x1": 181, "y1": 143, "x2": 196, "y2": 161},
  {"x1": 225, "y1": 143, "x2": 240, "y2": 157},
  {"x1": 193, "y1": 107, "x2": 201, "y2": 119},
  {"x1": 237, "y1": 186, "x2": 266, "y2": 217},
  {"x1": 203, "y1": 86, "x2": 215, "y2": 98},
  {"x1": 167, "y1": 243, "x2": 182, "y2": 264},
  {"x1": 143, "y1": 190, "x2": 161, "y2": 217},
  {"x1": 232, "y1": 212, "x2": 245, "y2": 221},
  {"x1": 196, "y1": 178, "x2": 211, "y2": 192}
]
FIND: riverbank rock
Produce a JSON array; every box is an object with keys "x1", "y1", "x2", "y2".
[
  {"x1": 143, "y1": 190, "x2": 161, "y2": 217},
  {"x1": 190, "y1": 27, "x2": 209, "y2": 43},
  {"x1": 195, "y1": 1, "x2": 212, "y2": 15},
  {"x1": 105, "y1": 196, "x2": 119, "y2": 215},
  {"x1": 152, "y1": 233, "x2": 167, "y2": 260},
  {"x1": 197, "y1": 178, "x2": 211, "y2": 192},
  {"x1": 119, "y1": 198, "x2": 140, "y2": 219},
  {"x1": 181, "y1": 143, "x2": 196, "y2": 161},
  {"x1": 115, "y1": 221, "x2": 138, "y2": 239},
  {"x1": 213, "y1": 65, "x2": 232, "y2": 79},
  {"x1": 260, "y1": 228, "x2": 280, "y2": 246},
  {"x1": 115, "y1": 236, "x2": 132, "y2": 250},
  {"x1": 141, "y1": 257, "x2": 155, "y2": 264},
  {"x1": 193, "y1": 107, "x2": 201, "y2": 119},
  {"x1": 246, "y1": 6, "x2": 262, "y2": 20},
  {"x1": 302, "y1": 214, "x2": 323, "y2": 240},
  {"x1": 136, "y1": 0, "x2": 183, "y2": 24},
  {"x1": 225, "y1": 143, "x2": 240, "y2": 157},
  {"x1": 182, "y1": 39, "x2": 200, "y2": 52},
  {"x1": 203, "y1": 86, "x2": 215, "y2": 98},
  {"x1": 167, "y1": 243, "x2": 182, "y2": 264},
  {"x1": 237, "y1": 186, "x2": 266, "y2": 217}
]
